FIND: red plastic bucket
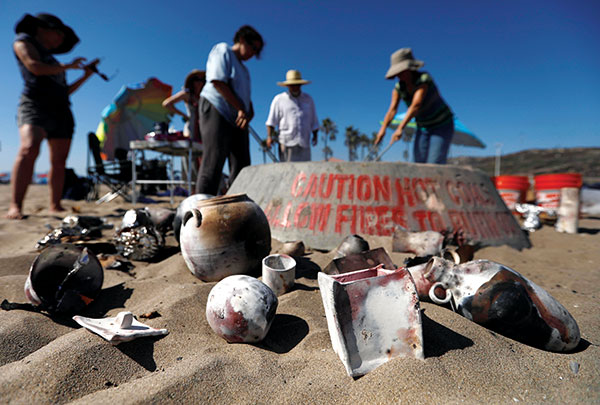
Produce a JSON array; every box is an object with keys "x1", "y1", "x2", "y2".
[
  {"x1": 534, "y1": 173, "x2": 582, "y2": 209},
  {"x1": 493, "y1": 176, "x2": 530, "y2": 211}
]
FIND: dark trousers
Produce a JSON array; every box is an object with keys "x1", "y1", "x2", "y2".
[{"x1": 195, "y1": 97, "x2": 250, "y2": 195}]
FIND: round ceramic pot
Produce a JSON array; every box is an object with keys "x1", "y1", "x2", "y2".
[
  {"x1": 180, "y1": 193, "x2": 271, "y2": 282},
  {"x1": 206, "y1": 275, "x2": 278, "y2": 343}
]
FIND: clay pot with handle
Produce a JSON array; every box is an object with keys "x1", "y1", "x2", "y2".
[{"x1": 180, "y1": 194, "x2": 271, "y2": 282}]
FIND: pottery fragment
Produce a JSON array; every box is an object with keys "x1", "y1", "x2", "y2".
[
  {"x1": 318, "y1": 266, "x2": 424, "y2": 377},
  {"x1": 408, "y1": 257, "x2": 580, "y2": 352}
]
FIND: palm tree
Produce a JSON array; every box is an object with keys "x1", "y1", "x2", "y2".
[
  {"x1": 358, "y1": 133, "x2": 371, "y2": 161},
  {"x1": 320, "y1": 118, "x2": 338, "y2": 161},
  {"x1": 344, "y1": 126, "x2": 360, "y2": 161}
]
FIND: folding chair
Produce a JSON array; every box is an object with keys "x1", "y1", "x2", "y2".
[{"x1": 86, "y1": 132, "x2": 133, "y2": 203}]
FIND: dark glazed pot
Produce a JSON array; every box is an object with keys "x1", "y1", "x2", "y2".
[
  {"x1": 25, "y1": 244, "x2": 104, "y2": 314},
  {"x1": 180, "y1": 194, "x2": 271, "y2": 282}
]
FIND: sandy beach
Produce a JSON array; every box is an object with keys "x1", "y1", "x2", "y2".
[{"x1": 0, "y1": 183, "x2": 598, "y2": 404}]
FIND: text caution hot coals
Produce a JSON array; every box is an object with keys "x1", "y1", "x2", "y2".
[{"x1": 228, "y1": 162, "x2": 530, "y2": 251}]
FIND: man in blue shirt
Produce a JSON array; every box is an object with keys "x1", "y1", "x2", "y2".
[{"x1": 196, "y1": 25, "x2": 264, "y2": 195}]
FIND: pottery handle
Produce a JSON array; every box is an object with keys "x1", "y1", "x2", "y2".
[
  {"x1": 429, "y1": 282, "x2": 452, "y2": 305},
  {"x1": 183, "y1": 209, "x2": 203, "y2": 228}
]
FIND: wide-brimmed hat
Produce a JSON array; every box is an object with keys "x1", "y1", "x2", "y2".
[
  {"x1": 15, "y1": 13, "x2": 79, "y2": 54},
  {"x1": 277, "y1": 70, "x2": 310, "y2": 86},
  {"x1": 385, "y1": 48, "x2": 424, "y2": 79},
  {"x1": 184, "y1": 69, "x2": 206, "y2": 91}
]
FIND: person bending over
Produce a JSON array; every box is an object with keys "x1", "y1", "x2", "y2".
[{"x1": 375, "y1": 48, "x2": 454, "y2": 164}]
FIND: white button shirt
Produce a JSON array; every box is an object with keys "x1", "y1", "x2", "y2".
[{"x1": 265, "y1": 91, "x2": 319, "y2": 148}]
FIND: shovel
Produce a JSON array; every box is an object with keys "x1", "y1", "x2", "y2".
[{"x1": 249, "y1": 126, "x2": 279, "y2": 163}]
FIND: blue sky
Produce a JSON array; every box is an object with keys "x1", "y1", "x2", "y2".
[{"x1": 1, "y1": 0, "x2": 598, "y2": 175}]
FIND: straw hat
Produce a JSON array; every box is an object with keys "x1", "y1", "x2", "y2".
[
  {"x1": 184, "y1": 69, "x2": 206, "y2": 91},
  {"x1": 277, "y1": 70, "x2": 310, "y2": 86},
  {"x1": 15, "y1": 13, "x2": 79, "y2": 54},
  {"x1": 385, "y1": 48, "x2": 424, "y2": 79}
]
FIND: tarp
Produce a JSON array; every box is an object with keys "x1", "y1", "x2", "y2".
[{"x1": 386, "y1": 113, "x2": 486, "y2": 148}]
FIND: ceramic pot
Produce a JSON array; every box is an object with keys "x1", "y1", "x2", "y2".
[
  {"x1": 206, "y1": 275, "x2": 278, "y2": 343},
  {"x1": 180, "y1": 194, "x2": 271, "y2": 282},
  {"x1": 408, "y1": 257, "x2": 580, "y2": 352}
]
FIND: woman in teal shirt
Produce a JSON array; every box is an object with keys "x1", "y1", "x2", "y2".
[{"x1": 375, "y1": 48, "x2": 454, "y2": 164}]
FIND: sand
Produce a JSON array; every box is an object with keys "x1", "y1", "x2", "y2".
[{"x1": 0, "y1": 184, "x2": 598, "y2": 404}]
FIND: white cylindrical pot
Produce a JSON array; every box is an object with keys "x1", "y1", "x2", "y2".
[{"x1": 262, "y1": 254, "x2": 296, "y2": 296}]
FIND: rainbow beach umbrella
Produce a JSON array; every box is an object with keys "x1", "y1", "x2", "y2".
[{"x1": 96, "y1": 77, "x2": 172, "y2": 160}]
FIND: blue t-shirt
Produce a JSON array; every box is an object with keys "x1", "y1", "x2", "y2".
[{"x1": 200, "y1": 42, "x2": 251, "y2": 124}]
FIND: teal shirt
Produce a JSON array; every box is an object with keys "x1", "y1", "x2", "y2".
[{"x1": 395, "y1": 72, "x2": 453, "y2": 129}]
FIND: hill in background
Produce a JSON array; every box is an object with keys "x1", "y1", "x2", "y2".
[{"x1": 448, "y1": 147, "x2": 600, "y2": 184}]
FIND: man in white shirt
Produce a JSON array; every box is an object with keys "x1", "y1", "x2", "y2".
[{"x1": 266, "y1": 70, "x2": 318, "y2": 162}]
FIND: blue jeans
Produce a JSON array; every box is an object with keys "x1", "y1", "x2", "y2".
[{"x1": 413, "y1": 120, "x2": 454, "y2": 164}]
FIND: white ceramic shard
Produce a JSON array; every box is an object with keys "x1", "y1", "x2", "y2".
[
  {"x1": 556, "y1": 187, "x2": 580, "y2": 234},
  {"x1": 73, "y1": 311, "x2": 168, "y2": 345},
  {"x1": 392, "y1": 228, "x2": 444, "y2": 257},
  {"x1": 318, "y1": 266, "x2": 424, "y2": 378}
]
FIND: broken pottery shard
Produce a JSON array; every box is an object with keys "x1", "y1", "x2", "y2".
[
  {"x1": 73, "y1": 311, "x2": 168, "y2": 345},
  {"x1": 35, "y1": 215, "x2": 112, "y2": 249},
  {"x1": 144, "y1": 206, "x2": 175, "y2": 234},
  {"x1": 25, "y1": 245, "x2": 104, "y2": 314},
  {"x1": 113, "y1": 209, "x2": 164, "y2": 260},
  {"x1": 515, "y1": 203, "x2": 556, "y2": 232},
  {"x1": 280, "y1": 240, "x2": 305, "y2": 257},
  {"x1": 206, "y1": 275, "x2": 278, "y2": 343},
  {"x1": 408, "y1": 257, "x2": 580, "y2": 352},
  {"x1": 333, "y1": 234, "x2": 370, "y2": 259},
  {"x1": 318, "y1": 266, "x2": 424, "y2": 378},
  {"x1": 442, "y1": 244, "x2": 477, "y2": 264},
  {"x1": 392, "y1": 228, "x2": 444, "y2": 257},
  {"x1": 323, "y1": 247, "x2": 396, "y2": 275}
]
